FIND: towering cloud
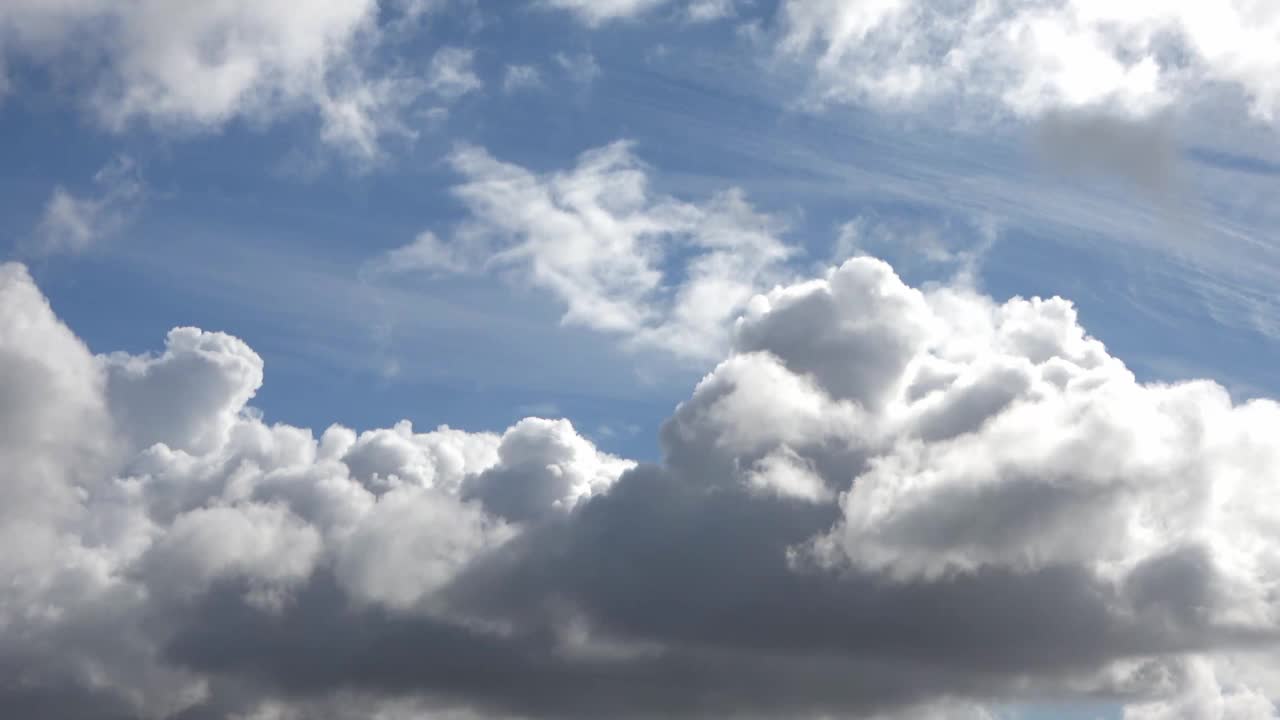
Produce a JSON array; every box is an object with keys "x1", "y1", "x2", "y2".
[{"x1": 3, "y1": 254, "x2": 1279, "y2": 718}]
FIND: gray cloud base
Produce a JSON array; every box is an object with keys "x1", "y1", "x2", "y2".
[{"x1": 2, "y1": 256, "x2": 1279, "y2": 719}]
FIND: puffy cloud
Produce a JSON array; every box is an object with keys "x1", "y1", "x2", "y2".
[
  {"x1": 141, "y1": 502, "x2": 323, "y2": 602},
  {"x1": 33, "y1": 156, "x2": 143, "y2": 256},
  {"x1": 0, "y1": 260, "x2": 631, "y2": 717},
  {"x1": 6, "y1": 253, "x2": 1280, "y2": 718},
  {"x1": 104, "y1": 327, "x2": 264, "y2": 456},
  {"x1": 0, "y1": 262, "x2": 113, "y2": 525},
  {"x1": 373, "y1": 141, "x2": 794, "y2": 361},
  {"x1": 341, "y1": 420, "x2": 500, "y2": 494},
  {"x1": 0, "y1": 0, "x2": 450, "y2": 160},
  {"x1": 463, "y1": 417, "x2": 636, "y2": 522},
  {"x1": 333, "y1": 486, "x2": 512, "y2": 610},
  {"x1": 777, "y1": 0, "x2": 1280, "y2": 125},
  {"x1": 449, "y1": 257, "x2": 1280, "y2": 717}
]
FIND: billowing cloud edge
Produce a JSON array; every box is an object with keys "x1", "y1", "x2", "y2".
[{"x1": 4, "y1": 252, "x2": 1280, "y2": 718}]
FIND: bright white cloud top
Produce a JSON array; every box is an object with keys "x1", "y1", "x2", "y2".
[
  {"x1": 5, "y1": 251, "x2": 1280, "y2": 718},
  {"x1": 4, "y1": 1, "x2": 1280, "y2": 719},
  {"x1": 779, "y1": 0, "x2": 1280, "y2": 122}
]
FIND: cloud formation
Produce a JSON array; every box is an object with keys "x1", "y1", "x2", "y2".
[
  {"x1": 4, "y1": 252, "x2": 1280, "y2": 718},
  {"x1": 778, "y1": 0, "x2": 1280, "y2": 125},
  {"x1": 0, "y1": 0, "x2": 449, "y2": 160},
  {"x1": 33, "y1": 156, "x2": 143, "y2": 255},
  {"x1": 373, "y1": 141, "x2": 795, "y2": 361}
]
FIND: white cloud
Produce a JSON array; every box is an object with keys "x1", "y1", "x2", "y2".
[
  {"x1": 34, "y1": 156, "x2": 143, "y2": 255},
  {"x1": 142, "y1": 502, "x2": 323, "y2": 602},
  {"x1": 364, "y1": 230, "x2": 474, "y2": 276},
  {"x1": 463, "y1": 417, "x2": 636, "y2": 522},
  {"x1": 7, "y1": 250, "x2": 1280, "y2": 717},
  {"x1": 373, "y1": 141, "x2": 794, "y2": 360},
  {"x1": 426, "y1": 46, "x2": 482, "y2": 101},
  {"x1": 0, "y1": 258, "x2": 641, "y2": 716},
  {"x1": 333, "y1": 485, "x2": 513, "y2": 610},
  {"x1": 104, "y1": 327, "x2": 264, "y2": 456},
  {"x1": 777, "y1": 0, "x2": 1280, "y2": 124},
  {"x1": 0, "y1": 0, "x2": 449, "y2": 160},
  {"x1": 684, "y1": 0, "x2": 739, "y2": 23}
]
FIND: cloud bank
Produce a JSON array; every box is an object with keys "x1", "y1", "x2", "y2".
[{"x1": 5, "y1": 249, "x2": 1280, "y2": 718}]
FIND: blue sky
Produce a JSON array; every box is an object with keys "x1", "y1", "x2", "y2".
[{"x1": 4, "y1": 2, "x2": 1280, "y2": 719}]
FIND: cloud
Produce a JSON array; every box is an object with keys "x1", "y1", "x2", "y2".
[
  {"x1": 426, "y1": 46, "x2": 482, "y2": 101},
  {"x1": 502, "y1": 64, "x2": 543, "y2": 93},
  {"x1": 0, "y1": 0, "x2": 449, "y2": 161},
  {"x1": 33, "y1": 156, "x2": 143, "y2": 255},
  {"x1": 554, "y1": 51, "x2": 602, "y2": 86},
  {"x1": 5, "y1": 253, "x2": 1280, "y2": 718},
  {"x1": 777, "y1": 0, "x2": 1280, "y2": 125},
  {"x1": 540, "y1": 0, "x2": 671, "y2": 25},
  {"x1": 684, "y1": 0, "x2": 739, "y2": 24},
  {"x1": 371, "y1": 141, "x2": 794, "y2": 361},
  {"x1": 0, "y1": 258, "x2": 634, "y2": 718},
  {"x1": 462, "y1": 417, "x2": 637, "y2": 523}
]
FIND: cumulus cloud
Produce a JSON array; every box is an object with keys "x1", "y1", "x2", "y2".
[
  {"x1": 0, "y1": 0, "x2": 451, "y2": 160},
  {"x1": 777, "y1": 0, "x2": 1280, "y2": 125},
  {"x1": 33, "y1": 156, "x2": 143, "y2": 255},
  {"x1": 371, "y1": 141, "x2": 794, "y2": 360},
  {"x1": 5, "y1": 253, "x2": 1280, "y2": 718},
  {"x1": 0, "y1": 259, "x2": 634, "y2": 718}
]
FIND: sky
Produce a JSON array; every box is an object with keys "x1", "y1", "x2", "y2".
[{"x1": 3, "y1": 1, "x2": 1280, "y2": 718}]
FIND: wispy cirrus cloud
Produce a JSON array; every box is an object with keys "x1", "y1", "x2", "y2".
[
  {"x1": 371, "y1": 141, "x2": 795, "y2": 361},
  {"x1": 33, "y1": 155, "x2": 144, "y2": 256}
]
